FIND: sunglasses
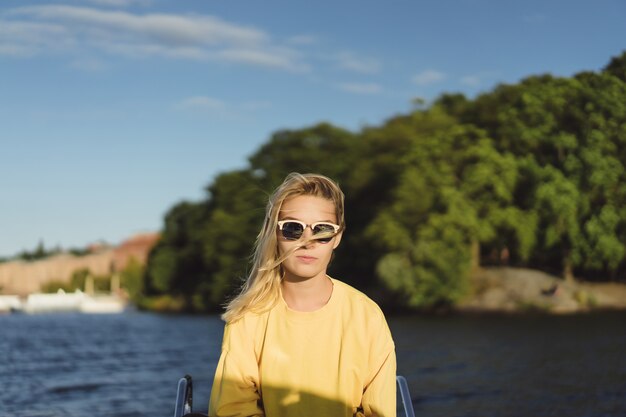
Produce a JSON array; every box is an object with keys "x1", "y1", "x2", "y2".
[{"x1": 277, "y1": 220, "x2": 340, "y2": 243}]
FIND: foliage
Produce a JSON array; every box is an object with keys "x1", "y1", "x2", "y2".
[
  {"x1": 16, "y1": 241, "x2": 62, "y2": 262},
  {"x1": 142, "y1": 51, "x2": 626, "y2": 312},
  {"x1": 120, "y1": 257, "x2": 144, "y2": 302},
  {"x1": 40, "y1": 268, "x2": 112, "y2": 293},
  {"x1": 67, "y1": 268, "x2": 91, "y2": 290},
  {"x1": 68, "y1": 247, "x2": 91, "y2": 257},
  {"x1": 467, "y1": 63, "x2": 626, "y2": 279},
  {"x1": 40, "y1": 280, "x2": 75, "y2": 293},
  {"x1": 144, "y1": 201, "x2": 211, "y2": 311},
  {"x1": 3, "y1": 242, "x2": 96, "y2": 262}
]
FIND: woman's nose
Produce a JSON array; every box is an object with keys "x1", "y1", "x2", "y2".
[
  {"x1": 301, "y1": 225, "x2": 314, "y2": 239},
  {"x1": 300, "y1": 226, "x2": 317, "y2": 245}
]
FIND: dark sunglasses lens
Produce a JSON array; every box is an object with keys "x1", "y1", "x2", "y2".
[
  {"x1": 313, "y1": 224, "x2": 336, "y2": 243},
  {"x1": 313, "y1": 224, "x2": 336, "y2": 235},
  {"x1": 281, "y1": 222, "x2": 304, "y2": 240}
]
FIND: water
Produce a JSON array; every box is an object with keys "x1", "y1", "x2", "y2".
[
  {"x1": 1, "y1": 311, "x2": 625, "y2": 417},
  {"x1": 394, "y1": 314, "x2": 626, "y2": 417},
  {"x1": 0, "y1": 312, "x2": 223, "y2": 417}
]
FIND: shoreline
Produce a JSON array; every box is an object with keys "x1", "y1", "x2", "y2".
[{"x1": 456, "y1": 267, "x2": 626, "y2": 315}]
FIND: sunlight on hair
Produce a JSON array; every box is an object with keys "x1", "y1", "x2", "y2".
[{"x1": 222, "y1": 173, "x2": 344, "y2": 323}]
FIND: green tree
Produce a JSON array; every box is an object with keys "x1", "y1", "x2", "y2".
[
  {"x1": 533, "y1": 166, "x2": 582, "y2": 281},
  {"x1": 604, "y1": 50, "x2": 626, "y2": 82},
  {"x1": 120, "y1": 257, "x2": 144, "y2": 302},
  {"x1": 368, "y1": 123, "x2": 521, "y2": 308},
  {"x1": 200, "y1": 170, "x2": 267, "y2": 308},
  {"x1": 70, "y1": 268, "x2": 90, "y2": 290},
  {"x1": 467, "y1": 61, "x2": 626, "y2": 280},
  {"x1": 340, "y1": 106, "x2": 460, "y2": 290},
  {"x1": 247, "y1": 123, "x2": 366, "y2": 286},
  {"x1": 145, "y1": 201, "x2": 209, "y2": 310},
  {"x1": 143, "y1": 51, "x2": 626, "y2": 313}
]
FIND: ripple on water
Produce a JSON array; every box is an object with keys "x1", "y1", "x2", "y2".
[{"x1": 2, "y1": 311, "x2": 625, "y2": 417}]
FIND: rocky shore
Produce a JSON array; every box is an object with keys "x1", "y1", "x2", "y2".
[{"x1": 458, "y1": 267, "x2": 626, "y2": 314}]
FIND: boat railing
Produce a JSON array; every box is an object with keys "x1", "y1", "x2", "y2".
[{"x1": 173, "y1": 374, "x2": 415, "y2": 417}]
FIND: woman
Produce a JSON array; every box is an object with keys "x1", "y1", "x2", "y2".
[{"x1": 209, "y1": 173, "x2": 396, "y2": 417}]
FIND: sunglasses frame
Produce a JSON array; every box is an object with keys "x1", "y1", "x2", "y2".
[{"x1": 277, "y1": 220, "x2": 341, "y2": 242}]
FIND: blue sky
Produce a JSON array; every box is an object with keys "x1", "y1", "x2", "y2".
[{"x1": 1, "y1": 0, "x2": 625, "y2": 257}]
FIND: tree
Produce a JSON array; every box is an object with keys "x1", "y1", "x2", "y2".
[
  {"x1": 120, "y1": 257, "x2": 144, "y2": 302},
  {"x1": 248, "y1": 122, "x2": 357, "y2": 187},
  {"x1": 145, "y1": 201, "x2": 210, "y2": 310},
  {"x1": 467, "y1": 65, "x2": 626, "y2": 280},
  {"x1": 200, "y1": 170, "x2": 267, "y2": 308},
  {"x1": 143, "y1": 51, "x2": 626, "y2": 313},
  {"x1": 603, "y1": 50, "x2": 626, "y2": 83},
  {"x1": 368, "y1": 122, "x2": 522, "y2": 308}
]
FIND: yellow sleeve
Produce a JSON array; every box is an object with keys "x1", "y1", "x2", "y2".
[
  {"x1": 208, "y1": 321, "x2": 264, "y2": 417},
  {"x1": 360, "y1": 311, "x2": 397, "y2": 417}
]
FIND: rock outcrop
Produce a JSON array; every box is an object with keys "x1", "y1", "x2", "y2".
[{"x1": 458, "y1": 267, "x2": 626, "y2": 314}]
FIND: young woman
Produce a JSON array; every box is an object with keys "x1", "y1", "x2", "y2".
[{"x1": 209, "y1": 173, "x2": 396, "y2": 417}]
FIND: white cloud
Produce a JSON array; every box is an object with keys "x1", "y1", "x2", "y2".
[
  {"x1": 0, "y1": 44, "x2": 31, "y2": 56},
  {"x1": 175, "y1": 96, "x2": 272, "y2": 120},
  {"x1": 80, "y1": 0, "x2": 150, "y2": 7},
  {"x1": 412, "y1": 70, "x2": 445, "y2": 85},
  {"x1": 334, "y1": 52, "x2": 381, "y2": 74},
  {"x1": 460, "y1": 75, "x2": 481, "y2": 87},
  {"x1": 1, "y1": 5, "x2": 306, "y2": 71},
  {"x1": 100, "y1": 42, "x2": 209, "y2": 60},
  {"x1": 0, "y1": 21, "x2": 71, "y2": 56},
  {"x1": 8, "y1": 6, "x2": 267, "y2": 45},
  {"x1": 337, "y1": 82, "x2": 382, "y2": 95},
  {"x1": 216, "y1": 48, "x2": 308, "y2": 71}
]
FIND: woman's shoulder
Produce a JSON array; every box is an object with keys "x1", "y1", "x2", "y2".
[
  {"x1": 331, "y1": 278, "x2": 393, "y2": 345},
  {"x1": 330, "y1": 277, "x2": 386, "y2": 317},
  {"x1": 225, "y1": 305, "x2": 273, "y2": 332},
  {"x1": 222, "y1": 308, "x2": 273, "y2": 355}
]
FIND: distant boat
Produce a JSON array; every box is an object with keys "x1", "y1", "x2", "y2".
[
  {"x1": 0, "y1": 295, "x2": 22, "y2": 314},
  {"x1": 13, "y1": 289, "x2": 127, "y2": 314},
  {"x1": 79, "y1": 294, "x2": 126, "y2": 313},
  {"x1": 22, "y1": 289, "x2": 85, "y2": 313}
]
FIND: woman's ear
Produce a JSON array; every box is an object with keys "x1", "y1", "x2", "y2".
[{"x1": 332, "y1": 231, "x2": 343, "y2": 250}]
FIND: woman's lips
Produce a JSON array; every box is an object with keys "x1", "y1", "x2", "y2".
[{"x1": 296, "y1": 255, "x2": 317, "y2": 264}]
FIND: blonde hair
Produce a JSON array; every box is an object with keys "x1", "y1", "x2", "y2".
[{"x1": 222, "y1": 172, "x2": 345, "y2": 323}]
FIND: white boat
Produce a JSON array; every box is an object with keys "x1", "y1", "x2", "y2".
[
  {"x1": 79, "y1": 294, "x2": 126, "y2": 313},
  {"x1": 23, "y1": 289, "x2": 86, "y2": 313},
  {"x1": 0, "y1": 295, "x2": 22, "y2": 313},
  {"x1": 19, "y1": 289, "x2": 127, "y2": 314}
]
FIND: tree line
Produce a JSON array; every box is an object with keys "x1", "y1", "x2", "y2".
[
  {"x1": 0, "y1": 240, "x2": 93, "y2": 263},
  {"x1": 141, "y1": 51, "x2": 626, "y2": 313}
]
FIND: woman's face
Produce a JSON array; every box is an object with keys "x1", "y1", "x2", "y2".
[{"x1": 277, "y1": 195, "x2": 342, "y2": 283}]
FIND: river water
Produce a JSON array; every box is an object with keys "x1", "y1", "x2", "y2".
[{"x1": 0, "y1": 311, "x2": 624, "y2": 417}]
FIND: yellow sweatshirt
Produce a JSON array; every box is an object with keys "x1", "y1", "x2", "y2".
[{"x1": 209, "y1": 278, "x2": 396, "y2": 417}]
